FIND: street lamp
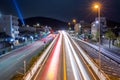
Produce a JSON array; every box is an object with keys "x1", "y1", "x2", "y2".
[
  {"x1": 68, "y1": 22, "x2": 71, "y2": 26},
  {"x1": 94, "y1": 3, "x2": 101, "y2": 70},
  {"x1": 72, "y1": 19, "x2": 76, "y2": 24},
  {"x1": 68, "y1": 22, "x2": 71, "y2": 30},
  {"x1": 36, "y1": 23, "x2": 40, "y2": 27}
]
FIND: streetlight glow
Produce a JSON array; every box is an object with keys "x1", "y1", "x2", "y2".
[
  {"x1": 68, "y1": 22, "x2": 71, "y2": 26},
  {"x1": 95, "y1": 21, "x2": 99, "y2": 24},
  {"x1": 94, "y1": 5, "x2": 99, "y2": 9},
  {"x1": 72, "y1": 19, "x2": 76, "y2": 24},
  {"x1": 93, "y1": 2, "x2": 101, "y2": 9}
]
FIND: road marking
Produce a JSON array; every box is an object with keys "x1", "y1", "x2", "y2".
[
  {"x1": 63, "y1": 39, "x2": 67, "y2": 80},
  {"x1": 17, "y1": 55, "x2": 25, "y2": 60}
]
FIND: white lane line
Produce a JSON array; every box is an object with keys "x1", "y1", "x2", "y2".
[{"x1": 63, "y1": 32, "x2": 80, "y2": 80}]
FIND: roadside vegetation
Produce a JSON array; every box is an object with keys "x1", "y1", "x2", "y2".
[
  {"x1": 105, "y1": 29, "x2": 116, "y2": 48},
  {"x1": 115, "y1": 36, "x2": 120, "y2": 47},
  {"x1": 108, "y1": 75, "x2": 120, "y2": 80},
  {"x1": 10, "y1": 73, "x2": 24, "y2": 80},
  {"x1": 105, "y1": 29, "x2": 120, "y2": 48}
]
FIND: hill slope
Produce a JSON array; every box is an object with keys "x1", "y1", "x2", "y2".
[{"x1": 19, "y1": 17, "x2": 68, "y2": 30}]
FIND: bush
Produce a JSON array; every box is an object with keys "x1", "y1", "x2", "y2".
[
  {"x1": 108, "y1": 75, "x2": 120, "y2": 80},
  {"x1": 28, "y1": 41, "x2": 51, "y2": 69},
  {"x1": 28, "y1": 55, "x2": 38, "y2": 69},
  {"x1": 10, "y1": 73, "x2": 23, "y2": 80},
  {"x1": 114, "y1": 36, "x2": 120, "y2": 47}
]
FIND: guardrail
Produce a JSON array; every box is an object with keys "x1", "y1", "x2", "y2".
[
  {"x1": 68, "y1": 35, "x2": 110, "y2": 80},
  {"x1": 23, "y1": 34, "x2": 59, "y2": 80},
  {"x1": 72, "y1": 38, "x2": 110, "y2": 80},
  {"x1": 75, "y1": 37, "x2": 120, "y2": 65}
]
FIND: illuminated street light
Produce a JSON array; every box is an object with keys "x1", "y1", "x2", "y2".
[
  {"x1": 95, "y1": 20, "x2": 99, "y2": 24},
  {"x1": 72, "y1": 19, "x2": 76, "y2": 24},
  {"x1": 94, "y1": 5, "x2": 99, "y2": 9},
  {"x1": 68, "y1": 22, "x2": 71, "y2": 30},
  {"x1": 37, "y1": 23, "x2": 40, "y2": 26},
  {"x1": 68, "y1": 22, "x2": 71, "y2": 26},
  {"x1": 93, "y1": 2, "x2": 101, "y2": 70}
]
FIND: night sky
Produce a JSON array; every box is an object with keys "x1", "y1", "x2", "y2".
[{"x1": 0, "y1": 0, "x2": 120, "y2": 22}]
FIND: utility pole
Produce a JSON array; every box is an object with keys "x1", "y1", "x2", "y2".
[{"x1": 24, "y1": 60, "x2": 26, "y2": 74}]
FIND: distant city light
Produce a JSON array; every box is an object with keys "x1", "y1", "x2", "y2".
[
  {"x1": 95, "y1": 21, "x2": 99, "y2": 24},
  {"x1": 13, "y1": 0, "x2": 25, "y2": 25},
  {"x1": 93, "y1": 24, "x2": 95, "y2": 26},
  {"x1": 26, "y1": 25, "x2": 29, "y2": 27},
  {"x1": 79, "y1": 25, "x2": 81, "y2": 28},
  {"x1": 68, "y1": 22, "x2": 71, "y2": 26},
  {"x1": 37, "y1": 23, "x2": 40, "y2": 26}
]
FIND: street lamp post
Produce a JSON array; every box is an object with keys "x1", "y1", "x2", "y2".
[{"x1": 94, "y1": 3, "x2": 101, "y2": 70}]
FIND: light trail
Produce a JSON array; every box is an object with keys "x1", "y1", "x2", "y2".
[
  {"x1": 62, "y1": 31, "x2": 80, "y2": 80},
  {"x1": 65, "y1": 33, "x2": 91, "y2": 80},
  {"x1": 39, "y1": 33, "x2": 62, "y2": 80},
  {"x1": 63, "y1": 31, "x2": 91, "y2": 80}
]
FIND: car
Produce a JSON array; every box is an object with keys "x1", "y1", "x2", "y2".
[
  {"x1": 5, "y1": 37, "x2": 15, "y2": 43},
  {"x1": 22, "y1": 34, "x2": 34, "y2": 41},
  {"x1": 15, "y1": 37, "x2": 27, "y2": 43}
]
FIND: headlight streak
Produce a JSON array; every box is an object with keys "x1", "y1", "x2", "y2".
[
  {"x1": 38, "y1": 33, "x2": 62, "y2": 80},
  {"x1": 63, "y1": 31, "x2": 91, "y2": 80},
  {"x1": 46, "y1": 33, "x2": 62, "y2": 80},
  {"x1": 62, "y1": 31, "x2": 80, "y2": 80}
]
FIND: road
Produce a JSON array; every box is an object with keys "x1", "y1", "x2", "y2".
[
  {"x1": 63, "y1": 31, "x2": 98, "y2": 80},
  {"x1": 0, "y1": 35, "x2": 53, "y2": 80},
  {"x1": 33, "y1": 31, "x2": 99, "y2": 80},
  {"x1": 33, "y1": 33, "x2": 63, "y2": 80}
]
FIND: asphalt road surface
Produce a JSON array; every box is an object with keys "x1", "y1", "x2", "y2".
[
  {"x1": 0, "y1": 39, "x2": 44, "y2": 80},
  {"x1": 33, "y1": 31, "x2": 100, "y2": 80},
  {"x1": 63, "y1": 31, "x2": 98, "y2": 80},
  {"x1": 33, "y1": 33, "x2": 63, "y2": 80}
]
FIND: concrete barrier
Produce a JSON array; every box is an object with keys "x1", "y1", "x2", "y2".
[
  {"x1": 68, "y1": 35, "x2": 110, "y2": 80},
  {"x1": 23, "y1": 34, "x2": 59, "y2": 80}
]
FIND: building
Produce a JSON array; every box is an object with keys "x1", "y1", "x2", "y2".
[
  {"x1": 106, "y1": 20, "x2": 120, "y2": 37},
  {"x1": 74, "y1": 21, "x2": 91, "y2": 39},
  {"x1": 91, "y1": 17, "x2": 107, "y2": 40},
  {"x1": 74, "y1": 23, "x2": 81, "y2": 34},
  {"x1": 19, "y1": 25, "x2": 36, "y2": 32},
  {"x1": 80, "y1": 20, "x2": 91, "y2": 34},
  {"x1": 0, "y1": 15, "x2": 19, "y2": 38}
]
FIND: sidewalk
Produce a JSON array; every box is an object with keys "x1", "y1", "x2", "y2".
[
  {"x1": 101, "y1": 43, "x2": 120, "y2": 55},
  {"x1": 93, "y1": 39, "x2": 120, "y2": 56},
  {"x1": 0, "y1": 40, "x2": 33, "y2": 57}
]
